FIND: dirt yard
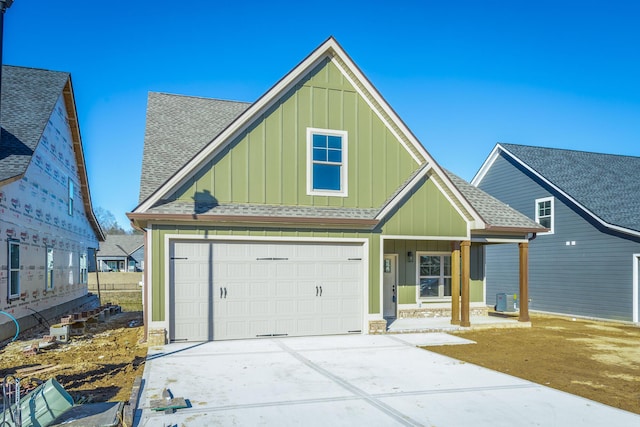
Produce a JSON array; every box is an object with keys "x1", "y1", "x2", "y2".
[
  {"x1": 0, "y1": 310, "x2": 146, "y2": 404},
  {"x1": 424, "y1": 314, "x2": 640, "y2": 414},
  {"x1": 2, "y1": 311, "x2": 639, "y2": 417}
]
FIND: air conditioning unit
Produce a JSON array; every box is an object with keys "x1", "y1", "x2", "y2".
[{"x1": 495, "y1": 293, "x2": 518, "y2": 312}]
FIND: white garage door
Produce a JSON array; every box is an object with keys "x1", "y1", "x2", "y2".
[{"x1": 170, "y1": 240, "x2": 364, "y2": 341}]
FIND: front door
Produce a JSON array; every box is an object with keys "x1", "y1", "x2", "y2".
[{"x1": 383, "y1": 254, "x2": 397, "y2": 317}]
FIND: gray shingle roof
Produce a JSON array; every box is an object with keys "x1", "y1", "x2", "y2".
[
  {"x1": 146, "y1": 200, "x2": 379, "y2": 220},
  {"x1": 500, "y1": 143, "x2": 640, "y2": 232},
  {"x1": 0, "y1": 65, "x2": 70, "y2": 182},
  {"x1": 98, "y1": 234, "x2": 144, "y2": 257},
  {"x1": 445, "y1": 169, "x2": 545, "y2": 231},
  {"x1": 139, "y1": 92, "x2": 250, "y2": 203}
]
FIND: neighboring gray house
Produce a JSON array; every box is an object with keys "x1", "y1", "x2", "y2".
[
  {"x1": 96, "y1": 234, "x2": 144, "y2": 272},
  {"x1": 472, "y1": 143, "x2": 640, "y2": 323}
]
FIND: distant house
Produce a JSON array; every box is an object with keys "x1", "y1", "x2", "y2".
[
  {"x1": 128, "y1": 38, "x2": 543, "y2": 343},
  {"x1": 473, "y1": 143, "x2": 640, "y2": 323},
  {"x1": 96, "y1": 234, "x2": 144, "y2": 272},
  {"x1": 0, "y1": 65, "x2": 105, "y2": 340}
]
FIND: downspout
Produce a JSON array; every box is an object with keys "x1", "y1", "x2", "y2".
[{"x1": 142, "y1": 228, "x2": 148, "y2": 342}]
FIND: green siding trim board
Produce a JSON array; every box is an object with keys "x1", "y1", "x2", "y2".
[
  {"x1": 168, "y1": 59, "x2": 418, "y2": 210},
  {"x1": 149, "y1": 225, "x2": 381, "y2": 321}
]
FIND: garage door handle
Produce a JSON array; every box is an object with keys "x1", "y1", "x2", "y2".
[
  {"x1": 319, "y1": 286, "x2": 322, "y2": 296},
  {"x1": 220, "y1": 287, "x2": 223, "y2": 299},
  {"x1": 220, "y1": 287, "x2": 227, "y2": 299},
  {"x1": 316, "y1": 286, "x2": 319, "y2": 297},
  {"x1": 224, "y1": 287, "x2": 227, "y2": 298}
]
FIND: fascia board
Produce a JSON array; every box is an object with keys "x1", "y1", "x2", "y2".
[
  {"x1": 471, "y1": 143, "x2": 502, "y2": 186},
  {"x1": 429, "y1": 171, "x2": 485, "y2": 229},
  {"x1": 375, "y1": 164, "x2": 431, "y2": 220},
  {"x1": 494, "y1": 145, "x2": 640, "y2": 239},
  {"x1": 329, "y1": 50, "x2": 424, "y2": 165}
]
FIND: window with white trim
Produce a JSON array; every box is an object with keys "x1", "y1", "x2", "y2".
[
  {"x1": 307, "y1": 128, "x2": 348, "y2": 197},
  {"x1": 46, "y1": 247, "x2": 54, "y2": 290},
  {"x1": 418, "y1": 253, "x2": 452, "y2": 299},
  {"x1": 80, "y1": 252, "x2": 88, "y2": 284},
  {"x1": 8, "y1": 240, "x2": 20, "y2": 299},
  {"x1": 535, "y1": 197, "x2": 554, "y2": 234},
  {"x1": 68, "y1": 177, "x2": 74, "y2": 216}
]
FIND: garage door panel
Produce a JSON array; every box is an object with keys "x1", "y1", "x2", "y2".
[{"x1": 172, "y1": 241, "x2": 363, "y2": 341}]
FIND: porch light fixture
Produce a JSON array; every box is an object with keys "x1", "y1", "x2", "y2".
[{"x1": 407, "y1": 251, "x2": 413, "y2": 263}]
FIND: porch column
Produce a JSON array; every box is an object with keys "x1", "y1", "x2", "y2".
[
  {"x1": 518, "y1": 242, "x2": 530, "y2": 322},
  {"x1": 460, "y1": 240, "x2": 471, "y2": 327},
  {"x1": 450, "y1": 241, "x2": 461, "y2": 325}
]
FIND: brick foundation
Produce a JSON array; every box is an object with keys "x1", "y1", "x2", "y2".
[
  {"x1": 147, "y1": 328, "x2": 167, "y2": 346},
  {"x1": 369, "y1": 320, "x2": 387, "y2": 334},
  {"x1": 399, "y1": 306, "x2": 489, "y2": 319}
]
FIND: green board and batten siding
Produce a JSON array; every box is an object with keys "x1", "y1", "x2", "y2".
[
  {"x1": 381, "y1": 176, "x2": 468, "y2": 237},
  {"x1": 169, "y1": 59, "x2": 419, "y2": 208}
]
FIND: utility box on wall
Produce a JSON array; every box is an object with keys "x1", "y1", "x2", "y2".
[{"x1": 496, "y1": 293, "x2": 518, "y2": 312}]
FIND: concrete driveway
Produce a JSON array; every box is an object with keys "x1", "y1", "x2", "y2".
[{"x1": 135, "y1": 334, "x2": 639, "y2": 426}]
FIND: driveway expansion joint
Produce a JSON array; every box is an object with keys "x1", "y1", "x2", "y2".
[{"x1": 273, "y1": 339, "x2": 424, "y2": 427}]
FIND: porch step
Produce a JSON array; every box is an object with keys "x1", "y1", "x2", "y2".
[{"x1": 398, "y1": 306, "x2": 489, "y2": 319}]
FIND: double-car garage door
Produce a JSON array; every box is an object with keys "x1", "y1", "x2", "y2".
[{"x1": 170, "y1": 240, "x2": 364, "y2": 341}]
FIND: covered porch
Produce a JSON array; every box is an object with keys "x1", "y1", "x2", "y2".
[{"x1": 381, "y1": 236, "x2": 531, "y2": 328}]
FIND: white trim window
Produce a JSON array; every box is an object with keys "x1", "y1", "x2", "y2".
[
  {"x1": 418, "y1": 253, "x2": 452, "y2": 299},
  {"x1": 46, "y1": 247, "x2": 55, "y2": 290},
  {"x1": 8, "y1": 240, "x2": 20, "y2": 299},
  {"x1": 68, "y1": 177, "x2": 74, "y2": 216},
  {"x1": 307, "y1": 128, "x2": 348, "y2": 197},
  {"x1": 535, "y1": 197, "x2": 554, "y2": 234},
  {"x1": 80, "y1": 252, "x2": 88, "y2": 284}
]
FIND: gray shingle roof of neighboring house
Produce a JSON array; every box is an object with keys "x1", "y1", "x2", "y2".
[
  {"x1": 0, "y1": 65, "x2": 70, "y2": 183},
  {"x1": 500, "y1": 143, "x2": 640, "y2": 233},
  {"x1": 98, "y1": 234, "x2": 144, "y2": 257},
  {"x1": 445, "y1": 169, "x2": 545, "y2": 231},
  {"x1": 139, "y1": 92, "x2": 250, "y2": 203}
]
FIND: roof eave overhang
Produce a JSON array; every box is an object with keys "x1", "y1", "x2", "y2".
[
  {"x1": 127, "y1": 212, "x2": 378, "y2": 230},
  {"x1": 63, "y1": 77, "x2": 105, "y2": 242},
  {"x1": 477, "y1": 225, "x2": 548, "y2": 234}
]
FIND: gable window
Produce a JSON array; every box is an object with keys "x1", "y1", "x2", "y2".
[
  {"x1": 535, "y1": 197, "x2": 554, "y2": 234},
  {"x1": 418, "y1": 253, "x2": 451, "y2": 299},
  {"x1": 46, "y1": 247, "x2": 54, "y2": 290},
  {"x1": 68, "y1": 178, "x2": 74, "y2": 216},
  {"x1": 307, "y1": 128, "x2": 348, "y2": 197},
  {"x1": 8, "y1": 240, "x2": 20, "y2": 299}
]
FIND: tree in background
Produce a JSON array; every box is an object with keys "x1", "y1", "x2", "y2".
[{"x1": 94, "y1": 207, "x2": 126, "y2": 234}]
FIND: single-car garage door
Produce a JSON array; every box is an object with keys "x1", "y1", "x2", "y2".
[{"x1": 170, "y1": 240, "x2": 364, "y2": 341}]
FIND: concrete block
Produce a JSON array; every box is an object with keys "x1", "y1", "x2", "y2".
[{"x1": 50, "y1": 324, "x2": 70, "y2": 343}]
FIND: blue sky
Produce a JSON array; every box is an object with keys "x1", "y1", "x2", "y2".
[{"x1": 5, "y1": 1, "x2": 640, "y2": 230}]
